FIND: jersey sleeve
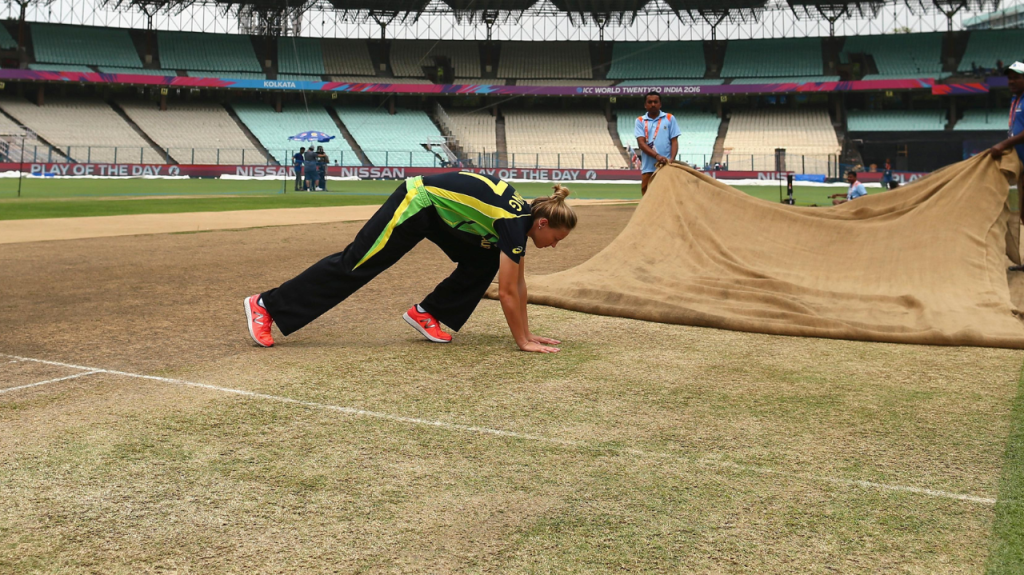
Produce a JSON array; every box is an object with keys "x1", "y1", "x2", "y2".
[
  {"x1": 669, "y1": 117, "x2": 682, "y2": 139},
  {"x1": 634, "y1": 117, "x2": 644, "y2": 140},
  {"x1": 493, "y1": 217, "x2": 529, "y2": 264}
]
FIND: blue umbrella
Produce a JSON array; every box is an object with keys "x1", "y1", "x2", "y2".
[{"x1": 288, "y1": 131, "x2": 336, "y2": 142}]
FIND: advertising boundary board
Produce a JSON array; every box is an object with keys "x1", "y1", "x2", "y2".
[
  {"x1": 0, "y1": 69, "x2": 989, "y2": 97},
  {"x1": 8, "y1": 163, "x2": 931, "y2": 184}
]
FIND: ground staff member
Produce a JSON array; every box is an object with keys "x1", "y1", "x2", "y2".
[
  {"x1": 292, "y1": 147, "x2": 305, "y2": 191},
  {"x1": 635, "y1": 91, "x2": 680, "y2": 195},
  {"x1": 829, "y1": 171, "x2": 867, "y2": 205},
  {"x1": 244, "y1": 172, "x2": 577, "y2": 353},
  {"x1": 987, "y1": 61, "x2": 1024, "y2": 265},
  {"x1": 303, "y1": 147, "x2": 318, "y2": 191}
]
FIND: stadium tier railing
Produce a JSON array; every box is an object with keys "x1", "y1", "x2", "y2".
[{"x1": 1, "y1": 144, "x2": 841, "y2": 176}]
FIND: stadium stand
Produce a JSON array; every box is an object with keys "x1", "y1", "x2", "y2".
[
  {"x1": 328, "y1": 76, "x2": 382, "y2": 83},
  {"x1": 0, "y1": 23, "x2": 15, "y2": 50},
  {"x1": 617, "y1": 78, "x2": 724, "y2": 86},
  {"x1": 730, "y1": 76, "x2": 840, "y2": 84},
  {"x1": 27, "y1": 64, "x2": 95, "y2": 72},
  {"x1": 277, "y1": 37, "x2": 326, "y2": 76},
  {"x1": 118, "y1": 100, "x2": 265, "y2": 165},
  {"x1": 0, "y1": 97, "x2": 166, "y2": 163},
  {"x1": 276, "y1": 74, "x2": 324, "y2": 81},
  {"x1": 516, "y1": 79, "x2": 614, "y2": 86},
  {"x1": 186, "y1": 71, "x2": 265, "y2": 79},
  {"x1": 720, "y1": 38, "x2": 823, "y2": 78},
  {"x1": 231, "y1": 102, "x2": 360, "y2": 166},
  {"x1": 158, "y1": 31, "x2": 262, "y2": 72},
  {"x1": 606, "y1": 41, "x2": 706, "y2": 79},
  {"x1": 497, "y1": 42, "x2": 592, "y2": 79},
  {"x1": 958, "y1": 29, "x2": 1024, "y2": 72},
  {"x1": 503, "y1": 109, "x2": 626, "y2": 169},
  {"x1": 334, "y1": 106, "x2": 447, "y2": 167},
  {"x1": 861, "y1": 72, "x2": 951, "y2": 80},
  {"x1": 442, "y1": 108, "x2": 497, "y2": 155},
  {"x1": 954, "y1": 108, "x2": 1009, "y2": 130},
  {"x1": 615, "y1": 111, "x2": 721, "y2": 167},
  {"x1": 455, "y1": 78, "x2": 503, "y2": 85},
  {"x1": 722, "y1": 108, "x2": 840, "y2": 173},
  {"x1": 842, "y1": 33, "x2": 943, "y2": 78},
  {"x1": 846, "y1": 109, "x2": 947, "y2": 131},
  {"x1": 31, "y1": 23, "x2": 142, "y2": 68},
  {"x1": 322, "y1": 40, "x2": 376, "y2": 76},
  {"x1": 98, "y1": 67, "x2": 177, "y2": 76},
  {"x1": 390, "y1": 40, "x2": 480, "y2": 78}
]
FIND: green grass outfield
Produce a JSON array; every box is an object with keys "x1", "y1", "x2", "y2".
[{"x1": 0, "y1": 178, "x2": 856, "y2": 220}]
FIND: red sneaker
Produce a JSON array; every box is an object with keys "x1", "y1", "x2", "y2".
[
  {"x1": 403, "y1": 306, "x2": 452, "y2": 343},
  {"x1": 244, "y1": 294, "x2": 274, "y2": 347}
]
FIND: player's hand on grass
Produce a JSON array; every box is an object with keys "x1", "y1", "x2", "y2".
[
  {"x1": 519, "y1": 341, "x2": 560, "y2": 353},
  {"x1": 528, "y1": 334, "x2": 561, "y2": 345}
]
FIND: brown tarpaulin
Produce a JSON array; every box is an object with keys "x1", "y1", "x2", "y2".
[{"x1": 488, "y1": 152, "x2": 1024, "y2": 348}]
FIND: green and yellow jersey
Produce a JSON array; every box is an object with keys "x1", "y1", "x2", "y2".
[{"x1": 356, "y1": 172, "x2": 533, "y2": 269}]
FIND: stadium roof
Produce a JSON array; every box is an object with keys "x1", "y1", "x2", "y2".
[{"x1": 549, "y1": 0, "x2": 651, "y2": 13}]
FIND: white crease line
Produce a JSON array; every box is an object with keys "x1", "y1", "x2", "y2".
[
  {"x1": 0, "y1": 370, "x2": 101, "y2": 395},
  {"x1": 0, "y1": 353, "x2": 997, "y2": 506}
]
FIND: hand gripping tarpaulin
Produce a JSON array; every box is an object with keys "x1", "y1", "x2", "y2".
[{"x1": 491, "y1": 152, "x2": 1024, "y2": 348}]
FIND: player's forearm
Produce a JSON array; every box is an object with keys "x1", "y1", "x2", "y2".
[
  {"x1": 518, "y1": 279, "x2": 530, "y2": 336},
  {"x1": 637, "y1": 141, "x2": 659, "y2": 158},
  {"x1": 998, "y1": 132, "x2": 1024, "y2": 150},
  {"x1": 499, "y1": 285, "x2": 530, "y2": 346}
]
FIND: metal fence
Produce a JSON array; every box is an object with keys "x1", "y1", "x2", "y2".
[{"x1": 0, "y1": 142, "x2": 841, "y2": 177}]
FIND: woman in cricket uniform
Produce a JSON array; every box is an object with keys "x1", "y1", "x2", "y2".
[{"x1": 244, "y1": 171, "x2": 577, "y2": 353}]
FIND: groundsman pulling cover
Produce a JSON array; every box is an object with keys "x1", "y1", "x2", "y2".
[{"x1": 493, "y1": 152, "x2": 1024, "y2": 348}]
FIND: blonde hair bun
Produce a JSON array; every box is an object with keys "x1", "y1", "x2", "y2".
[{"x1": 551, "y1": 184, "x2": 571, "y2": 201}]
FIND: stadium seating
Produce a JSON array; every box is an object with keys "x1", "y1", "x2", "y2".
[
  {"x1": 720, "y1": 38, "x2": 823, "y2": 78},
  {"x1": 277, "y1": 37, "x2": 326, "y2": 76},
  {"x1": 615, "y1": 111, "x2": 721, "y2": 167},
  {"x1": 0, "y1": 23, "x2": 15, "y2": 50},
  {"x1": 846, "y1": 109, "x2": 947, "y2": 131},
  {"x1": 442, "y1": 107, "x2": 497, "y2": 156},
  {"x1": 186, "y1": 71, "x2": 266, "y2": 80},
  {"x1": 334, "y1": 106, "x2": 447, "y2": 167},
  {"x1": 231, "y1": 102, "x2": 360, "y2": 166},
  {"x1": 617, "y1": 78, "x2": 724, "y2": 86},
  {"x1": 31, "y1": 23, "x2": 142, "y2": 68},
  {"x1": 722, "y1": 108, "x2": 840, "y2": 173},
  {"x1": 497, "y1": 42, "x2": 592, "y2": 79},
  {"x1": 954, "y1": 108, "x2": 1009, "y2": 131},
  {"x1": 516, "y1": 79, "x2": 614, "y2": 86},
  {"x1": 322, "y1": 40, "x2": 375, "y2": 76},
  {"x1": 455, "y1": 78, "x2": 504, "y2": 85},
  {"x1": 0, "y1": 97, "x2": 166, "y2": 163},
  {"x1": 730, "y1": 76, "x2": 840, "y2": 84},
  {"x1": 503, "y1": 109, "x2": 626, "y2": 169},
  {"x1": 276, "y1": 74, "x2": 324, "y2": 81},
  {"x1": 958, "y1": 30, "x2": 1024, "y2": 72},
  {"x1": 98, "y1": 67, "x2": 177, "y2": 76},
  {"x1": 841, "y1": 33, "x2": 943, "y2": 78},
  {"x1": 860, "y1": 72, "x2": 951, "y2": 80},
  {"x1": 118, "y1": 100, "x2": 266, "y2": 164},
  {"x1": 28, "y1": 64, "x2": 95, "y2": 72},
  {"x1": 158, "y1": 31, "x2": 261, "y2": 72},
  {"x1": 391, "y1": 40, "x2": 480, "y2": 78},
  {"x1": 328, "y1": 76, "x2": 381, "y2": 83},
  {"x1": 606, "y1": 41, "x2": 706, "y2": 79}
]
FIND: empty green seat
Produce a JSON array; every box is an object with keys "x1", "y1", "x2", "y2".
[
  {"x1": 31, "y1": 23, "x2": 141, "y2": 68},
  {"x1": 231, "y1": 102, "x2": 360, "y2": 166},
  {"x1": 954, "y1": 109, "x2": 1010, "y2": 131},
  {"x1": 607, "y1": 42, "x2": 706, "y2": 80},
  {"x1": 731, "y1": 76, "x2": 839, "y2": 84},
  {"x1": 335, "y1": 106, "x2": 447, "y2": 167},
  {"x1": 842, "y1": 34, "x2": 942, "y2": 77},
  {"x1": 28, "y1": 63, "x2": 95, "y2": 72},
  {"x1": 159, "y1": 31, "x2": 261, "y2": 72},
  {"x1": 958, "y1": 30, "x2": 1024, "y2": 71},
  {"x1": 847, "y1": 110, "x2": 947, "y2": 132},
  {"x1": 277, "y1": 37, "x2": 326, "y2": 76},
  {"x1": 721, "y1": 38, "x2": 822, "y2": 78}
]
